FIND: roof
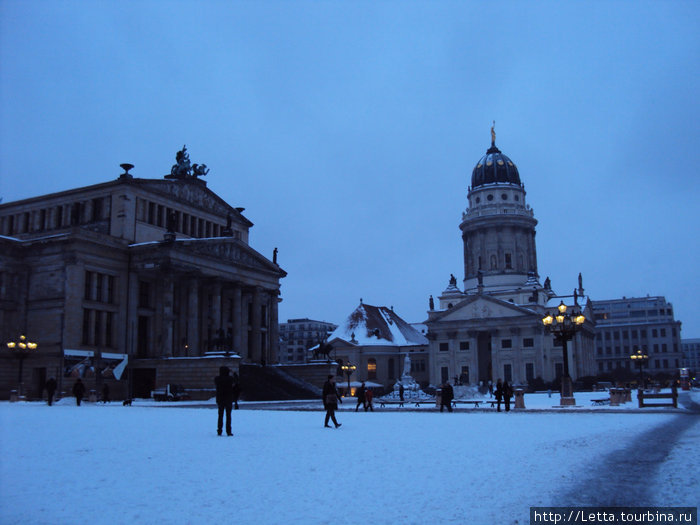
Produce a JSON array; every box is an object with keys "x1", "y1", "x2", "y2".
[
  {"x1": 329, "y1": 303, "x2": 428, "y2": 347},
  {"x1": 471, "y1": 143, "x2": 521, "y2": 189}
]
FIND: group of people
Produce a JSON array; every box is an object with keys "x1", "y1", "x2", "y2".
[
  {"x1": 353, "y1": 381, "x2": 374, "y2": 412},
  {"x1": 494, "y1": 378, "x2": 513, "y2": 412}
]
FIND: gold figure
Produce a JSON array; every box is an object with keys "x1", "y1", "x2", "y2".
[{"x1": 490, "y1": 120, "x2": 496, "y2": 145}]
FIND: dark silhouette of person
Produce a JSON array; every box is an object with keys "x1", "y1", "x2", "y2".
[
  {"x1": 45, "y1": 377, "x2": 57, "y2": 406},
  {"x1": 215, "y1": 366, "x2": 235, "y2": 436},
  {"x1": 355, "y1": 382, "x2": 366, "y2": 412},
  {"x1": 232, "y1": 372, "x2": 241, "y2": 410},
  {"x1": 322, "y1": 375, "x2": 342, "y2": 428},
  {"x1": 494, "y1": 379, "x2": 503, "y2": 412},
  {"x1": 440, "y1": 381, "x2": 454, "y2": 412},
  {"x1": 102, "y1": 383, "x2": 110, "y2": 403},
  {"x1": 364, "y1": 388, "x2": 374, "y2": 412},
  {"x1": 399, "y1": 384, "x2": 405, "y2": 402},
  {"x1": 73, "y1": 378, "x2": 86, "y2": 406},
  {"x1": 503, "y1": 380, "x2": 513, "y2": 412}
]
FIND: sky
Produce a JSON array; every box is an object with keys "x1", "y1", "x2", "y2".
[
  {"x1": 1, "y1": 395, "x2": 698, "y2": 523},
  {"x1": 1, "y1": 1, "x2": 699, "y2": 336}
]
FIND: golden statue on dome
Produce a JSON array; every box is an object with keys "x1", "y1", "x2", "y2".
[{"x1": 490, "y1": 120, "x2": 496, "y2": 146}]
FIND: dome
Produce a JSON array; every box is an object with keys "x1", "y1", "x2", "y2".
[{"x1": 471, "y1": 144, "x2": 521, "y2": 189}]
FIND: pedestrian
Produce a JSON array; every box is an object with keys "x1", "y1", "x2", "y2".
[
  {"x1": 73, "y1": 378, "x2": 86, "y2": 406},
  {"x1": 365, "y1": 388, "x2": 374, "y2": 412},
  {"x1": 503, "y1": 380, "x2": 513, "y2": 412},
  {"x1": 45, "y1": 377, "x2": 57, "y2": 406},
  {"x1": 494, "y1": 378, "x2": 503, "y2": 412},
  {"x1": 355, "y1": 381, "x2": 366, "y2": 412},
  {"x1": 232, "y1": 372, "x2": 241, "y2": 410},
  {"x1": 215, "y1": 366, "x2": 235, "y2": 436},
  {"x1": 322, "y1": 375, "x2": 342, "y2": 428},
  {"x1": 399, "y1": 384, "x2": 405, "y2": 402},
  {"x1": 102, "y1": 383, "x2": 110, "y2": 403},
  {"x1": 440, "y1": 381, "x2": 454, "y2": 412}
]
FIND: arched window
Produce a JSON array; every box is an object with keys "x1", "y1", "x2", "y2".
[{"x1": 367, "y1": 358, "x2": 377, "y2": 380}]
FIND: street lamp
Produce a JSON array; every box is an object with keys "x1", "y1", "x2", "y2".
[
  {"x1": 542, "y1": 301, "x2": 585, "y2": 405},
  {"x1": 7, "y1": 335, "x2": 39, "y2": 397},
  {"x1": 341, "y1": 362, "x2": 356, "y2": 396},
  {"x1": 630, "y1": 348, "x2": 648, "y2": 389}
]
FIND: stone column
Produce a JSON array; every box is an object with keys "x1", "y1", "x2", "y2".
[
  {"x1": 162, "y1": 278, "x2": 174, "y2": 357},
  {"x1": 211, "y1": 280, "x2": 222, "y2": 349},
  {"x1": 232, "y1": 285, "x2": 242, "y2": 356},
  {"x1": 269, "y1": 293, "x2": 280, "y2": 364},
  {"x1": 251, "y1": 287, "x2": 262, "y2": 363},
  {"x1": 187, "y1": 279, "x2": 199, "y2": 356}
]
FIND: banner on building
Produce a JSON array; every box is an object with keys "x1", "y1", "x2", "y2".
[{"x1": 64, "y1": 350, "x2": 128, "y2": 380}]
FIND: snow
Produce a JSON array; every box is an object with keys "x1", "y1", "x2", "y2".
[{"x1": 1, "y1": 392, "x2": 698, "y2": 525}]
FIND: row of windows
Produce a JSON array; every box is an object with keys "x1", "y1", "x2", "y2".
[
  {"x1": 595, "y1": 308, "x2": 674, "y2": 320},
  {"x1": 0, "y1": 197, "x2": 108, "y2": 236},
  {"x1": 439, "y1": 338, "x2": 534, "y2": 352},
  {"x1": 82, "y1": 308, "x2": 115, "y2": 348},
  {"x1": 597, "y1": 327, "x2": 676, "y2": 340},
  {"x1": 138, "y1": 198, "x2": 229, "y2": 239},
  {"x1": 596, "y1": 343, "x2": 679, "y2": 356},
  {"x1": 597, "y1": 358, "x2": 680, "y2": 372},
  {"x1": 85, "y1": 271, "x2": 116, "y2": 304},
  {"x1": 440, "y1": 362, "x2": 535, "y2": 384}
]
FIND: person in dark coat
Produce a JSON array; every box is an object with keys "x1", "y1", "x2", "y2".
[
  {"x1": 440, "y1": 381, "x2": 454, "y2": 412},
  {"x1": 102, "y1": 383, "x2": 110, "y2": 403},
  {"x1": 73, "y1": 378, "x2": 86, "y2": 406},
  {"x1": 364, "y1": 388, "x2": 374, "y2": 411},
  {"x1": 45, "y1": 377, "x2": 57, "y2": 406},
  {"x1": 355, "y1": 381, "x2": 366, "y2": 412},
  {"x1": 232, "y1": 372, "x2": 241, "y2": 410},
  {"x1": 215, "y1": 366, "x2": 235, "y2": 436},
  {"x1": 502, "y1": 380, "x2": 513, "y2": 412},
  {"x1": 399, "y1": 384, "x2": 405, "y2": 402},
  {"x1": 494, "y1": 379, "x2": 504, "y2": 412},
  {"x1": 322, "y1": 375, "x2": 342, "y2": 428}
]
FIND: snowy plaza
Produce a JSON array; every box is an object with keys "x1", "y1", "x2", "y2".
[{"x1": 1, "y1": 392, "x2": 698, "y2": 525}]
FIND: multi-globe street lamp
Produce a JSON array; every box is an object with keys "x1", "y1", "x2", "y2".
[
  {"x1": 6, "y1": 335, "x2": 39, "y2": 397},
  {"x1": 630, "y1": 347, "x2": 648, "y2": 389},
  {"x1": 341, "y1": 362, "x2": 356, "y2": 396},
  {"x1": 542, "y1": 301, "x2": 585, "y2": 405}
]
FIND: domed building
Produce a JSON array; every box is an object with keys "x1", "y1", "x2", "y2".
[{"x1": 425, "y1": 127, "x2": 596, "y2": 392}]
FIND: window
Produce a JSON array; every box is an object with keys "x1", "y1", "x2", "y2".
[
  {"x1": 525, "y1": 363, "x2": 534, "y2": 382},
  {"x1": 139, "y1": 281, "x2": 151, "y2": 308},
  {"x1": 505, "y1": 253, "x2": 512, "y2": 269},
  {"x1": 652, "y1": 329, "x2": 658, "y2": 338},
  {"x1": 439, "y1": 342, "x2": 449, "y2": 352},
  {"x1": 660, "y1": 328, "x2": 666, "y2": 337},
  {"x1": 367, "y1": 358, "x2": 377, "y2": 380},
  {"x1": 504, "y1": 364, "x2": 512, "y2": 382},
  {"x1": 523, "y1": 338, "x2": 534, "y2": 348},
  {"x1": 501, "y1": 339, "x2": 512, "y2": 349},
  {"x1": 82, "y1": 309, "x2": 91, "y2": 345},
  {"x1": 85, "y1": 271, "x2": 93, "y2": 300},
  {"x1": 459, "y1": 341, "x2": 469, "y2": 351},
  {"x1": 501, "y1": 193, "x2": 508, "y2": 200},
  {"x1": 640, "y1": 329, "x2": 647, "y2": 338}
]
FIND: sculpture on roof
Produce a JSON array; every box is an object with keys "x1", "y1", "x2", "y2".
[
  {"x1": 491, "y1": 120, "x2": 496, "y2": 146},
  {"x1": 449, "y1": 274, "x2": 457, "y2": 286},
  {"x1": 169, "y1": 145, "x2": 208, "y2": 180},
  {"x1": 429, "y1": 295, "x2": 434, "y2": 310}
]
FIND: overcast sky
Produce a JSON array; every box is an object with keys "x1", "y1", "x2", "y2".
[{"x1": 1, "y1": 1, "x2": 699, "y2": 337}]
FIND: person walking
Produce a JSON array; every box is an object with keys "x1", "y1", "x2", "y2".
[
  {"x1": 440, "y1": 381, "x2": 454, "y2": 412},
  {"x1": 365, "y1": 388, "x2": 374, "y2": 412},
  {"x1": 322, "y1": 375, "x2": 342, "y2": 428},
  {"x1": 73, "y1": 378, "x2": 86, "y2": 406},
  {"x1": 215, "y1": 366, "x2": 235, "y2": 436},
  {"x1": 232, "y1": 372, "x2": 241, "y2": 410},
  {"x1": 355, "y1": 381, "x2": 366, "y2": 412},
  {"x1": 399, "y1": 384, "x2": 405, "y2": 402},
  {"x1": 45, "y1": 377, "x2": 57, "y2": 406},
  {"x1": 494, "y1": 379, "x2": 504, "y2": 412},
  {"x1": 503, "y1": 380, "x2": 513, "y2": 412}
]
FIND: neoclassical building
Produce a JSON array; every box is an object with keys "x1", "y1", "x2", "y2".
[
  {"x1": 0, "y1": 147, "x2": 286, "y2": 399},
  {"x1": 425, "y1": 131, "x2": 596, "y2": 388}
]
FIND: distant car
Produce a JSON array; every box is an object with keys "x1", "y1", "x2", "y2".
[{"x1": 151, "y1": 384, "x2": 191, "y2": 401}]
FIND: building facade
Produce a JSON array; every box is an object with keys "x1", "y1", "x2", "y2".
[
  {"x1": 681, "y1": 338, "x2": 700, "y2": 373},
  {"x1": 326, "y1": 302, "x2": 429, "y2": 391},
  {"x1": 0, "y1": 148, "x2": 286, "y2": 399},
  {"x1": 279, "y1": 318, "x2": 338, "y2": 364},
  {"x1": 425, "y1": 131, "x2": 596, "y2": 388},
  {"x1": 590, "y1": 296, "x2": 683, "y2": 378}
]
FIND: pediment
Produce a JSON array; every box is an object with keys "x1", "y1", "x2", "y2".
[
  {"x1": 182, "y1": 238, "x2": 285, "y2": 275},
  {"x1": 438, "y1": 295, "x2": 536, "y2": 322}
]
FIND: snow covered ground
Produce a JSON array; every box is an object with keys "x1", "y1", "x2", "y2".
[{"x1": 1, "y1": 392, "x2": 698, "y2": 525}]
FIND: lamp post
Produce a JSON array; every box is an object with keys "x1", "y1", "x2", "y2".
[
  {"x1": 542, "y1": 301, "x2": 585, "y2": 406},
  {"x1": 630, "y1": 348, "x2": 648, "y2": 389},
  {"x1": 7, "y1": 335, "x2": 39, "y2": 397},
  {"x1": 341, "y1": 362, "x2": 356, "y2": 396}
]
